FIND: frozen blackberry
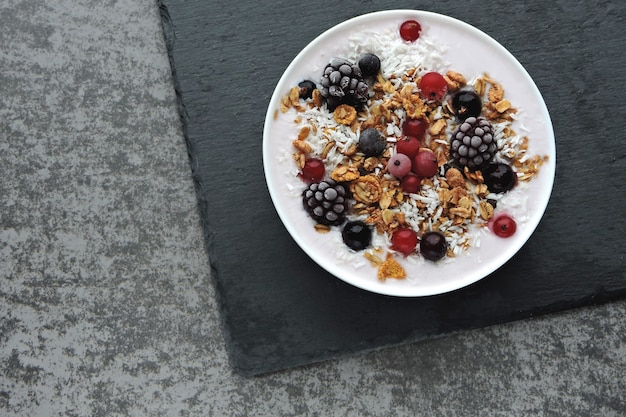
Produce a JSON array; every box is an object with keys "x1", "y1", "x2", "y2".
[
  {"x1": 450, "y1": 117, "x2": 497, "y2": 170},
  {"x1": 302, "y1": 180, "x2": 349, "y2": 226},
  {"x1": 319, "y1": 58, "x2": 369, "y2": 110}
]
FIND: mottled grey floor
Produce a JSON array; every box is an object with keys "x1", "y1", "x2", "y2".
[{"x1": 1, "y1": 1, "x2": 624, "y2": 416}]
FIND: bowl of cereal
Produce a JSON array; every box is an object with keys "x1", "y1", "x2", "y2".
[{"x1": 263, "y1": 10, "x2": 555, "y2": 297}]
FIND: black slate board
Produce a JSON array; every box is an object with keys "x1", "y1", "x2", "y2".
[{"x1": 159, "y1": 0, "x2": 626, "y2": 375}]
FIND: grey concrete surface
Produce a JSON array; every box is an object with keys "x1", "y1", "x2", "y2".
[{"x1": 0, "y1": 1, "x2": 624, "y2": 416}]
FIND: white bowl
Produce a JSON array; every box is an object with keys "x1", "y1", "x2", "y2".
[{"x1": 263, "y1": 10, "x2": 556, "y2": 297}]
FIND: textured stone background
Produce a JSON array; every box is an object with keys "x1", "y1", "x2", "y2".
[{"x1": 1, "y1": 1, "x2": 624, "y2": 416}]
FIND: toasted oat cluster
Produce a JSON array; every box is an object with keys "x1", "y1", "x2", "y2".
[{"x1": 276, "y1": 23, "x2": 548, "y2": 282}]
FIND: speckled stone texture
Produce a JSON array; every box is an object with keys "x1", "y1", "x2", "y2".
[{"x1": 1, "y1": 1, "x2": 625, "y2": 416}]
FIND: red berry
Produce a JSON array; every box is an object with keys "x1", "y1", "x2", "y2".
[
  {"x1": 491, "y1": 214, "x2": 517, "y2": 238},
  {"x1": 402, "y1": 118, "x2": 429, "y2": 140},
  {"x1": 418, "y1": 72, "x2": 448, "y2": 101},
  {"x1": 387, "y1": 153, "x2": 412, "y2": 178},
  {"x1": 400, "y1": 20, "x2": 422, "y2": 42},
  {"x1": 401, "y1": 173, "x2": 421, "y2": 194},
  {"x1": 301, "y1": 158, "x2": 325, "y2": 182},
  {"x1": 412, "y1": 149, "x2": 438, "y2": 177},
  {"x1": 391, "y1": 227, "x2": 418, "y2": 255},
  {"x1": 395, "y1": 135, "x2": 421, "y2": 159}
]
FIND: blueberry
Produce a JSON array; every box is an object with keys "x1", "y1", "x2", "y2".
[
  {"x1": 342, "y1": 221, "x2": 372, "y2": 251},
  {"x1": 358, "y1": 128, "x2": 386, "y2": 157},
  {"x1": 298, "y1": 80, "x2": 316, "y2": 99},
  {"x1": 451, "y1": 90, "x2": 482, "y2": 121},
  {"x1": 358, "y1": 53, "x2": 381, "y2": 77}
]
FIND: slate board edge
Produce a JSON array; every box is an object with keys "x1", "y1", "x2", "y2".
[
  {"x1": 235, "y1": 285, "x2": 626, "y2": 376},
  {"x1": 157, "y1": 2, "x2": 242, "y2": 374}
]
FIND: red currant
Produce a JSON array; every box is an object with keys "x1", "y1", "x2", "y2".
[
  {"x1": 401, "y1": 173, "x2": 421, "y2": 194},
  {"x1": 387, "y1": 153, "x2": 412, "y2": 178},
  {"x1": 391, "y1": 227, "x2": 419, "y2": 255},
  {"x1": 301, "y1": 158, "x2": 325, "y2": 182},
  {"x1": 412, "y1": 149, "x2": 438, "y2": 177},
  {"x1": 402, "y1": 118, "x2": 429, "y2": 141},
  {"x1": 418, "y1": 72, "x2": 448, "y2": 101},
  {"x1": 395, "y1": 135, "x2": 421, "y2": 159},
  {"x1": 491, "y1": 214, "x2": 517, "y2": 238},
  {"x1": 400, "y1": 20, "x2": 422, "y2": 42}
]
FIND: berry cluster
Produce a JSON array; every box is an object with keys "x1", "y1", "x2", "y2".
[{"x1": 386, "y1": 116, "x2": 438, "y2": 196}]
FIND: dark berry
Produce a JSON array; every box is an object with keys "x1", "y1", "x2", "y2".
[
  {"x1": 320, "y1": 58, "x2": 368, "y2": 110},
  {"x1": 420, "y1": 231, "x2": 448, "y2": 261},
  {"x1": 483, "y1": 163, "x2": 516, "y2": 193},
  {"x1": 391, "y1": 228, "x2": 418, "y2": 255},
  {"x1": 418, "y1": 72, "x2": 448, "y2": 102},
  {"x1": 358, "y1": 128, "x2": 386, "y2": 157},
  {"x1": 298, "y1": 80, "x2": 316, "y2": 99},
  {"x1": 491, "y1": 214, "x2": 517, "y2": 238},
  {"x1": 302, "y1": 180, "x2": 348, "y2": 226},
  {"x1": 358, "y1": 53, "x2": 381, "y2": 77},
  {"x1": 342, "y1": 221, "x2": 372, "y2": 251},
  {"x1": 451, "y1": 90, "x2": 482, "y2": 120},
  {"x1": 400, "y1": 20, "x2": 422, "y2": 42},
  {"x1": 450, "y1": 116, "x2": 497, "y2": 170}
]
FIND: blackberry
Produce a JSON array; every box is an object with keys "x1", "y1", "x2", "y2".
[
  {"x1": 302, "y1": 180, "x2": 349, "y2": 226},
  {"x1": 450, "y1": 117, "x2": 497, "y2": 170},
  {"x1": 319, "y1": 58, "x2": 368, "y2": 110}
]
